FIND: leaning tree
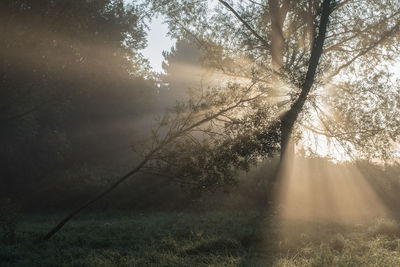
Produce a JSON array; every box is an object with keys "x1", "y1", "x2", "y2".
[{"x1": 43, "y1": 0, "x2": 400, "y2": 239}]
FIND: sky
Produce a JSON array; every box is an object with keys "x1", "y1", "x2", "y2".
[
  {"x1": 138, "y1": 1, "x2": 400, "y2": 74},
  {"x1": 141, "y1": 17, "x2": 175, "y2": 73},
  {"x1": 137, "y1": 0, "x2": 218, "y2": 73}
]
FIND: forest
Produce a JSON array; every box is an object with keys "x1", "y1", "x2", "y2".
[{"x1": 1, "y1": 0, "x2": 400, "y2": 266}]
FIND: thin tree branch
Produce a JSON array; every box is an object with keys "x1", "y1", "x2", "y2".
[
  {"x1": 327, "y1": 19, "x2": 400, "y2": 80},
  {"x1": 218, "y1": 0, "x2": 270, "y2": 49},
  {"x1": 42, "y1": 83, "x2": 263, "y2": 241}
]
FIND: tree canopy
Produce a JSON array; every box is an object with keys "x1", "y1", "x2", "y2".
[
  {"x1": 0, "y1": 0, "x2": 157, "y2": 199},
  {"x1": 149, "y1": 0, "x2": 400, "y2": 163}
]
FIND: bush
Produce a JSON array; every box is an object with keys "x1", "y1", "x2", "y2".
[
  {"x1": 368, "y1": 218, "x2": 400, "y2": 237},
  {"x1": 329, "y1": 233, "x2": 346, "y2": 252}
]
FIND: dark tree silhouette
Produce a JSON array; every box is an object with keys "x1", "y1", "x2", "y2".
[{"x1": 0, "y1": 0, "x2": 157, "y2": 219}]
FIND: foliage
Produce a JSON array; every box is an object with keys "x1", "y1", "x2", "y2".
[
  {"x1": 149, "y1": 0, "x2": 400, "y2": 163},
  {"x1": 160, "y1": 38, "x2": 205, "y2": 104},
  {"x1": 137, "y1": 80, "x2": 280, "y2": 191},
  {"x1": 368, "y1": 218, "x2": 400, "y2": 237},
  {"x1": 0, "y1": 0, "x2": 158, "y2": 202}
]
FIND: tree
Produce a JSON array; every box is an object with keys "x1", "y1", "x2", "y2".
[
  {"x1": 161, "y1": 38, "x2": 205, "y2": 102},
  {"x1": 0, "y1": 0, "x2": 157, "y2": 207},
  {"x1": 42, "y1": 0, "x2": 400, "y2": 239},
  {"x1": 152, "y1": 0, "x2": 400, "y2": 161}
]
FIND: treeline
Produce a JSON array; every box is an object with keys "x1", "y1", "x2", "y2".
[
  {"x1": 0, "y1": 1, "x2": 208, "y2": 212},
  {"x1": 0, "y1": 0, "x2": 159, "y2": 208}
]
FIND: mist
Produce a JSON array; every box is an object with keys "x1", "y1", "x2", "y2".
[{"x1": 1, "y1": 0, "x2": 400, "y2": 266}]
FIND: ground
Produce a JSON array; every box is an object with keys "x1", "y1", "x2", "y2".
[{"x1": 1, "y1": 211, "x2": 400, "y2": 266}]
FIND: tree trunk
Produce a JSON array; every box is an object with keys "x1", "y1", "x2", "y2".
[{"x1": 267, "y1": 0, "x2": 333, "y2": 203}]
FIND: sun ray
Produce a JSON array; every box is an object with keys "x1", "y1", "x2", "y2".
[{"x1": 277, "y1": 155, "x2": 389, "y2": 223}]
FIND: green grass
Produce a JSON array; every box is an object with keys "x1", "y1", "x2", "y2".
[{"x1": 1, "y1": 211, "x2": 400, "y2": 266}]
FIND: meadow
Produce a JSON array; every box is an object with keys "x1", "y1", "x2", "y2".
[
  {"x1": 3, "y1": 1, "x2": 400, "y2": 266},
  {"x1": 1, "y1": 211, "x2": 400, "y2": 266}
]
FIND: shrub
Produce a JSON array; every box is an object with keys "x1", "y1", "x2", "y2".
[
  {"x1": 368, "y1": 218, "x2": 400, "y2": 237},
  {"x1": 329, "y1": 233, "x2": 346, "y2": 252}
]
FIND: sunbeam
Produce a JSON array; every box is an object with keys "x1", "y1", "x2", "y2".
[{"x1": 277, "y1": 156, "x2": 389, "y2": 223}]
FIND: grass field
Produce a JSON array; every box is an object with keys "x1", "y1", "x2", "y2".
[{"x1": 1, "y1": 211, "x2": 400, "y2": 266}]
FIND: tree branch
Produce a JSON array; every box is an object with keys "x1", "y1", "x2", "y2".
[
  {"x1": 218, "y1": 0, "x2": 270, "y2": 49},
  {"x1": 42, "y1": 82, "x2": 263, "y2": 241},
  {"x1": 327, "y1": 19, "x2": 400, "y2": 80}
]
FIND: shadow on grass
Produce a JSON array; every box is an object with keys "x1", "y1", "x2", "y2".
[
  {"x1": 180, "y1": 211, "x2": 279, "y2": 266},
  {"x1": 184, "y1": 238, "x2": 242, "y2": 255},
  {"x1": 237, "y1": 206, "x2": 279, "y2": 266},
  {"x1": 238, "y1": 157, "x2": 294, "y2": 266}
]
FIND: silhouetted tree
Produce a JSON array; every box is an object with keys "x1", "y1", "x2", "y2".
[
  {"x1": 0, "y1": 0, "x2": 157, "y2": 201},
  {"x1": 161, "y1": 39, "x2": 204, "y2": 103},
  {"x1": 151, "y1": 0, "x2": 400, "y2": 165}
]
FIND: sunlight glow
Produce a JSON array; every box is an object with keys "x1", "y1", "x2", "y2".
[{"x1": 276, "y1": 155, "x2": 389, "y2": 223}]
